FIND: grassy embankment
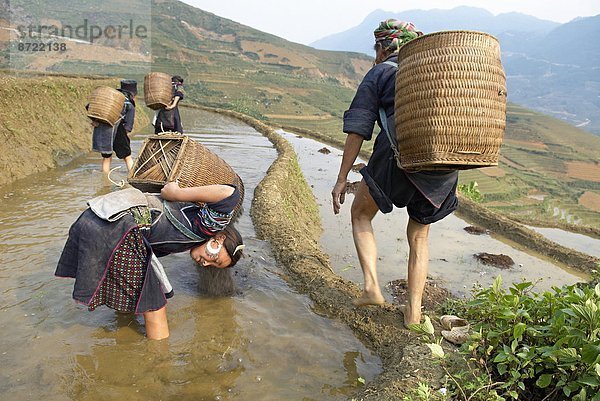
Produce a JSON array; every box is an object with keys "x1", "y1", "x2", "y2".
[
  {"x1": 184, "y1": 104, "x2": 445, "y2": 401},
  {"x1": 0, "y1": 73, "x2": 149, "y2": 187}
]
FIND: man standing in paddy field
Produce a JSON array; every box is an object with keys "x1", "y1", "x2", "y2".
[{"x1": 331, "y1": 19, "x2": 459, "y2": 327}]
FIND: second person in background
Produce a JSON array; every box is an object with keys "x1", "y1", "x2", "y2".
[{"x1": 155, "y1": 75, "x2": 185, "y2": 134}]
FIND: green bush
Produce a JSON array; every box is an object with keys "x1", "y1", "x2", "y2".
[{"x1": 462, "y1": 276, "x2": 600, "y2": 400}]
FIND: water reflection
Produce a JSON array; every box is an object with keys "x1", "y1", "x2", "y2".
[
  {"x1": 67, "y1": 297, "x2": 244, "y2": 401},
  {"x1": 0, "y1": 108, "x2": 381, "y2": 401},
  {"x1": 526, "y1": 226, "x2": 600, "y2": 258}
]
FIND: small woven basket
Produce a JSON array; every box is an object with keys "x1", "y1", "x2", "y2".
[
  {"x1": 394, "y1": 30, "x2": 507, "y2": 170},
  {"x1": 128, "y1": 133, "x2": 245, "y2": 216},
  {"x1": 144, "y1": 72, "x2": 172, "y2": 110},
  {"x1": 87, "y1": 86, "x2": 126, "y2": 126}
]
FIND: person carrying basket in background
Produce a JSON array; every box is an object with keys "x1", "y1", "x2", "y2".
[
  {"x1": 89, "y1": 79, "x2": 137, "y2": 173},
  {"x1": 331, "y1": 19, "x2": 459, "y2": 327},
  {"x1": 154, "y1": 75, "x2": 184, "y2": 134}
]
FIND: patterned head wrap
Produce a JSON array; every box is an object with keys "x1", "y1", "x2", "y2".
[{"x1": 374, "y1": 19, "x2": 423, "y2": 52}]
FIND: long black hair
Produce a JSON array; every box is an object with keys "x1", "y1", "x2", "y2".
[{"x1": 196, "y1": 225, "x2": 244, "y2": 296}]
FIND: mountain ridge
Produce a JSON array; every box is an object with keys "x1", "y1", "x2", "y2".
[
  {"x1": 1, "y1": 0, "x2": 598, "y2": 228},
  {"x1": 309, "y1": 7, "x2": 600, "y2": 136}
]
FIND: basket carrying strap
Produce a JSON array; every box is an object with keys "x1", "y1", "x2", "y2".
[
  {"x1": 379, "y1": 60, "x2": 402, "y2": 169},
  {"x1": 163, "y1": 200, "x2": 205, "y2": 241},
  {"x1": 378, "y1": 107, "x2": 401, "y2": 168}
]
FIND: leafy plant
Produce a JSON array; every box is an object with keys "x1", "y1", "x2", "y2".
[
  {"x1": 410, "y1": 276, "x2": 600, "y2": 400},
  {"x1": 408, "y1": 316, "x2": 503, "y2": 401},
  {"x1": 458, "y1": 181, "x2": 483, "y2": 202},
  {"x1": 463, "y1": 276, "x2": 600, "y2": 400}
]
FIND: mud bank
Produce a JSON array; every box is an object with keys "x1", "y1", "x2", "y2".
[
  {"x1": 188, "y1": 104, "x2": 444, "y2": 400},
  {"x1": 456, "y1": 197, "x2": 599, "y2": 273},
  {"x1": 0, "y1": 74, "x2": 149, "y2": 187}
]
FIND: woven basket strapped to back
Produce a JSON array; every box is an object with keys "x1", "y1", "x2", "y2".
[
  {"x1": 128, "y1": 133, "x2": 245, "y2": 217},
  {"x1": 87, "y1": 86, "x2": 126, "y2": 126},
  {"x1": 144, "y1": 72, "x2": 172, "y2": 110},
  {"x1": 394, "y1": 30, "x2": 507, "y2": 170}
]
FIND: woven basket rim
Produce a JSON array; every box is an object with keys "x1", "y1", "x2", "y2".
[
  {"x1": 411, "y1": 29, "x2": 498, "y2": 41},
  {"x1": 399, "y1": 30, "x2": 499, "y2": 54}
]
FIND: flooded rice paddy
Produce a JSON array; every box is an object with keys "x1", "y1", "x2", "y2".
[
  {"x1": 277, "y1": 130, "x2": 592, "y2": 299},
  {"x1": 0, "y1": 107, "x2": 596, "y2": 401},
  {"x1": 0, "y1": 109, "x2": 381, "y2": 401}
]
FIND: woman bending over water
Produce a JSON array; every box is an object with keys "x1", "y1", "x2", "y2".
[{"x1": 55, "y1": 181, "x2": 244, "y2": 340}]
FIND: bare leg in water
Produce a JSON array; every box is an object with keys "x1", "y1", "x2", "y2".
[
  {"x1": 402, "y1": 218, "x2": 430, "y2": 326},
  {"x1": 350, "y1": 180, "x2": 385, "y2": 306},
  {"x1": 350, "y1": 180, "x2": 431, "y2": 327},
  {"x1": 101, "y1": 156, "x2": 112, "y2": 174},
  {"x1": 143, "y1": 306, "x2": 170, "y2": 340},
  {"x1": 124, "y1": 155, "x2": 134, "y2": 172}
]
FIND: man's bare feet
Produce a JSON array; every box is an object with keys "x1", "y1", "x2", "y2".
[
  {"x1": 399, "y1": 304, "x2": 421, "y2": 328},
  {"x1": 352, "y1": 292, "x2": 385, "y2": 307}
]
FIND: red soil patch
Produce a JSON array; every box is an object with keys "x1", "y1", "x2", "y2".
[
  {"x1": 579, "y1": 191, "x2": 600, "y2": 212},
  {"x1": 566, "y1": 161, "x2": 600, "y2": 182},
  {"x1": 506, "y1": 139, "x2": 548, "y2": 150}
]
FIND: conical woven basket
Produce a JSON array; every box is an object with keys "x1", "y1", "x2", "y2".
[
  {"x1": 394, "y1": 30, "x2": 507, "y2": 170},
  {"x1": 144, "y1": 72, "x2": 172, "y2": 110},
  {"x1": 87, "y1": 86, "x2": 126, "y2": 126},
  {"x1": 128, "y1": 133, "x2": 245, "y2": 217}
]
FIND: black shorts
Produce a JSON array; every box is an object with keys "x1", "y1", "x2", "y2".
[
  {"x1": 113, "y1": 126, "x2": 132, "y2": 159},
  {"x1": 360, "y1": 137, "x2": 458, "y2": 225}
]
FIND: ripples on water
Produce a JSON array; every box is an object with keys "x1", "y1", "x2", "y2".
[{"x1": 0, "y1": 109, "x2": 381, "y2": 401}]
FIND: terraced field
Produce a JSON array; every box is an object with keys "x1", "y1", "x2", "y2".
[{"x1": 2, "y1": 0, "x2": 598, "y2": 231}]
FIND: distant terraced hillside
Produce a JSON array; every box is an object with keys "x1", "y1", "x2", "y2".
[
  {"x1": 1, "y1": 0, "x2": 598, "y2": 230},
  {"x1": 460, "y1": 104, "x2": 600, "y2": 229}
]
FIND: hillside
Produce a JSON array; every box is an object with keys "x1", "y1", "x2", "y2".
[
  {"x1": 461, "y1": 103, "x2": 600, "y2": 229},
  {"x1": 310, "y1": 7, "x2": 600, "y2": 136},
  {"x1": 0, "y1": 74, "x2": 149, "y2": 186},
  {"x1": 0, "y1": 0, "x2": 598, "y2": 230}
]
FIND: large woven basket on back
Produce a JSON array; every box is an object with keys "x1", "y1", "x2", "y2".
[
  {"x1": 144, "y1": 72, "x2": 172, "y2": 110},
  {"x1": 394, "y1": 30, "x2": 507, "y2": 170},
  {"x1": 128, "y1": 133, "x2": 244, "y2": 217},
  {"x1": 87, "y1": 86, "x2": 126, "y2": 126}
]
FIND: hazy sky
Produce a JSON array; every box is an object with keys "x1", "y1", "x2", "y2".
[{"x1": 181, "y1": 0, "x2": 600, "y2": 45}]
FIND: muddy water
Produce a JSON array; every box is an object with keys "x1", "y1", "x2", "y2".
[
  {"x1": 0, "y1": 108, "x2": 381, "y2": 401},
  {"x1": 277, "y1": 130, "x2": 587, "y2": 299}
]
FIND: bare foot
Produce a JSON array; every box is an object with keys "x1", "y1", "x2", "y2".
[
  {"x1": 399, "y1": 304, "x2": 421, "y2": 328},
  {"x1": 352, "y1": 292, "x2": 385, "y2": 307}
]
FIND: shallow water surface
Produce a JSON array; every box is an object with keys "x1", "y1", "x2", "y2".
[
  {"x1": 525, "y1": 226, "x2": 600, "y2": 258},
  {"x1": 0, "y1": 109, "x2": 381, "y2": 400},
  {"x1": 278, "y1": 130, "x2": 586, "y2": 299}
]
